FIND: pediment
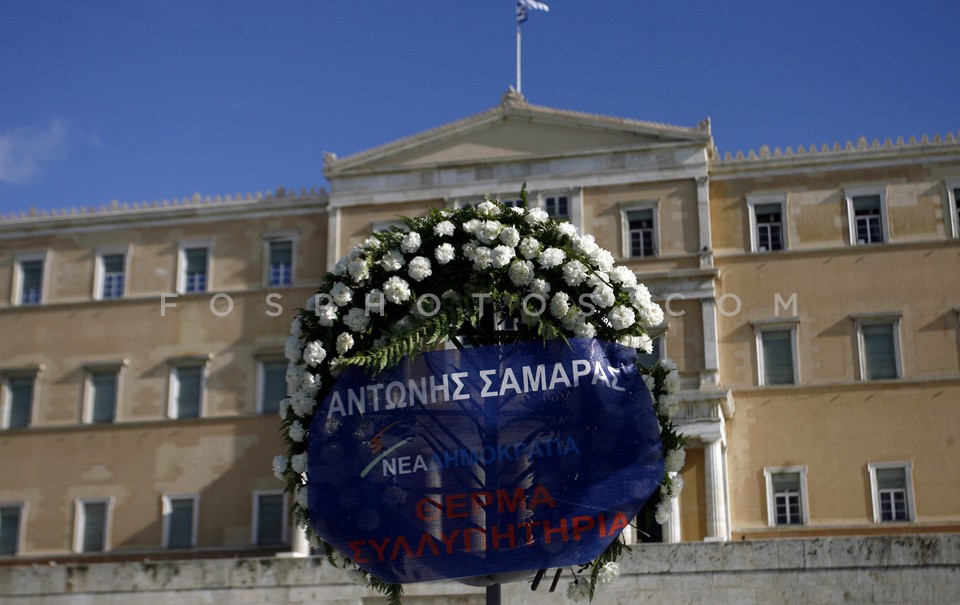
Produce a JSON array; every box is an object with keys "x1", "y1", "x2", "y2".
[{"x1": 325, "y1": 90, "x2": 711, "y2": 177}]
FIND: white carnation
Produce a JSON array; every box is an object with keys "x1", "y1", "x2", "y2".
[
  {"x1": 637, "y1": 333, "x2": 653, "y2": 354},
  {"x1": 476, "y1": 220, "x2": 503, "y2": 244},
  {"x1": 538, "y1": 247, "x2": 565, "y2": 269},
  {"x1": 379, "y1": 249, "x2": 405, "y2": 272},
  {"x1": 566, "y1": 579, "x2": 591, "y2": 602},
  {"x1": 477, "y1": 200, "x2": 501, "y2": 216},
  {"x1": 330, "y1": 282, "x2": 353, "y2": 307},
  {"x1": 529, "y1": 278, "x2": 551, "y2": 296},
  {"x1": 286, "y1": 363, "x2": 305, "y2": 387},
  {"x1": 346, "y1": 568, "x2": 368, "y2": 586},
  {"x1": 278, "y1": 397, "x2": 291, "y2": 418},
  {"x1": 472, "y1": 246, "x2": 493, "y2": 270},
  {"x1": 665, "y1": 447, "x2": 686, "y2": 474},
  {"x1": 290, "y1": 452, "x2": 308, "y2": 474},
  {"x1": 573, "y1": 316, "x2": 597, "y2": 338},
  {"x1": 433, "y1": 220, "x2": 455, "y2": 237},
  {"x1": 518, "y1": 237, "x2": 540, "y2": 259},
  {"x1": 383, "y1": 276, "x2": 412, "y2": 303},
  {"x1": 408, "y1": 256, "x2": 433, "y2": 281},
  {"x1": 498, "y1": 226, "x2": 520, "y2": 247},
  {"x1": 347, "y1": 258, "x2": 370, "y2": 282},
  {"x1": 333, "y1": 256, "x2": 349, "y2": 276},
  {"x1": 655, "y1": 497, "x2": 673, "y2": 524},
  {"x1": 597, "y1": 561, "x2": 621, "y2": 584},
  {"x1": 573, "y1": 233, "x2": 599, "y2": 256},
  {"x1": 590, "y1": 248, "x2": 615, "y2": 271},
  {"x1": 490, "y1": 245, "x2": 515, "y2": 268},
  {"x1": 316, "y1": 304, "x2": 337, "y2": 326},
  {"x1": 272, "y1": 455, "x2": 288, "y2": 480},
  {"x1": 336, "y1": 332, "x2": 355, "y2": 354},
  {"x1": 401, "y1": 231, "x2": 421, "y2": 253},
  {"x1": 557, "y1": 222, "x2": 577, "y2": 239},
  {"x1": 462, "y1": 218, "x2": 481, "y2": 234},
  {"x1": 561, "y1": 260, "x2": 588, "y2": 286},
  {"x1": 296, "y1": 484, "x2": 309, "y2": 509},
  {"x1": 606, "y1": 305, "x2": 636, "y2": 330},
  {"x1": 288, "y1": 420, "x2": 306, "y2": 442},
  {"x1": 524, "y1": 207, "x2": 549, "y2": 225},
  {"x1": 550, "y1": 292, "x2": 571, "y2": 319},
  {"x1": 609, "y1": 265, "x2": 638, "y2": 287},
  {"x1": 290, "y1": 317, "x2": 302, "y2": 338},
  {"x1": 284, "y1": 336, "x2": 303, "y2": 363},
  {"x1": 592, "y1": 284, "x2": 616, "y2": 308},
  {"x1": 435, "y1": 243, "x2": 456, "y2": 265},
  {"x1": 343, "y1": 307, "x2": 370, "y2": 332},
  {"x1": 303, "y1": 341, "x2": 327, "y2": 367},
  {"x1": 291, "y1": 390, "x2": 316, "y2": 417},
  {"x1": 508, "y1": 260, "x2": 535, "y2": 286}
]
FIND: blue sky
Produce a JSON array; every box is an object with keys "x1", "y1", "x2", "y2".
[{"x1": 1, "y1": 1, "x2": 958, "y2": 214}]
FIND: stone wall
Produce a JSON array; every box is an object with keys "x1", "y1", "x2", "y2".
[{"x1": 2, "y1": 534, "x2": 958, "y2": 604}]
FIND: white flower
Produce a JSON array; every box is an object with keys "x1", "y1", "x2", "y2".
[
  {"x1": 461, "y1": 242, "x2": 478, "y2": 261},
  {"x1": 606, "y1": 306, "x2": 636, "y2": 330},
  {"x1": 665, "y1": 447, "x2": 686, "y2": 474},
  {"x1": 316, "y1": 304, "x2": 337, "y2": 326},
  {"x1": 659, "y1": 357, "x2": 678, "y2": 372},
  {"x1": 557, "y1": 222, "x2": 577, "y2": 239},
  {"x1": 538, "y1": 247, "x2": 566, "y2": 269},
  {"x1": 362, "y1": 236, "x2": 380, "y2": 251},
  {"x1": 343, "y1": 307, "x2": 370, "y2": 332},
  {"x1": 288, "y1": 420, "x2": 306, "y2": 442},
  {"x1": 472, "y1": 246, "x2": 493, "y2": 270},
  {"x1": 290, "y1": 317, "x2": 302, "y2": 338},
  {"x1": 272, "y1": 455, "x2": 288, "y2": 480},
  {"x1": 590, "y1": 248, "x2": 615, "y2": 272},
  {"x1": 529, "y1": 278, "x2": 551, "y2": 296},
  {"x1": 291, "y1": 452, "x2": 308, "y2": 474},
  {"x1": 573, "y1": 233, "x2": 599, "y2": 256},
  {"x1": 379, "y1": 249, "x2": 405, "y2": 272},
  {"x1": 666, "y1": 475, "x2": 685, "y2": 498},
  {"x1": 498, "y1": 226, "x2": 520, "y2": 247},
  {"x1": 408, "y1": 256, "x2": 432, "y2": 281},
  {"x1": 383, "y1": 276, "x2": 412, "y2": 303},
  {"x1": 477, "y1": 200, "x2": 501, "y2": 216},
  {"x1": 609, "y1": 265, "x2": 638, "y2": 287},
  {"x1": 336, "y1": 332, "x2": 355, "y2": 354},
  {"x1": 664, "y1": 368, "x2": 680, "y2": 394},
  {"x1": 279, "y1": 397, "x2": 291, "y2": 418},
  {"x1": 434, "y1": 220, "x2": 455, "y2": 237},
  {"x1": 655, "y1": 497, "x2": 673, "y2": 524},
  {"x1": 550, "y1": 292, "x2": 571, "y2": 319},
  {"x1": 296, "y1": 484, "x2": 309, "y2": 509},
  {"x1": 291, "y1": 390, "x2": 316, "y2": 417},
  {"x1": 284, "y1": 336, "x2": 303, "y2": 363},
  {"x1": 300, "y1": 372, "x2": 319, "y2": 397},
  {"x1": 308, "y1": 533, "x2": 321, "y2": 549},
  {"x1": 333, "y1": 257, "x2": 349, "y2": 276},
  {"x1": 476, "y1": 220, "x2": 503, "y2": 244},
  {"x1": 305, "y1": 294, "x2": 318, "y2": 311},
  {"x1": 286, "y1": 363, "x2": 305, "y2": 387},
  {"x1": 566, "y1": 579, "x2": 591, "y2": 602},
  {"x1": 347, "y1": 258, "x2": 370, "y2": 282},
  {"x1": 462, "y1": 218, "x2": 481, "y2": 234},
  {"x1": 490, "y1": 245, "x2": 515, "y2": 268},
  {"x1": 524, "y1": 207, "x2": 549, "y2": 225},
  {"x1": 435, "y1": 243, "x2": 456, "y2": 265},
  {"x1": 638, "y1": 302, "x2": 665, "y2": 327},
  {"x1": 519, "y1": 237, "x2": 540, "y2": 259},
  {"x1": 591, "y1": 284, "x2": 616, "y2": 308},
  {"x1": 303, "y1": 341, "x2": 327, "y2": 367},
  {"x1": 330, "y1": 282, "x2": 353, "y2": 307},
  {"x1": 561, "y1": 260, "x2": 588, "y2": 286},
  {"x1": 508, "y1": 260, "x2": 535, "y2": 286},
  {"x1": 597, "y1": 561, "x2": 621, "y2": 584},
  {"x1": 637, "y1": 333, "x2": 653, "y2": 354},
  {"x1": 401, "y1": 231, "x2": 421, "y2": 253},
  {"x1": 573, "y1": 316, "x2": 597, "y2": 338}
]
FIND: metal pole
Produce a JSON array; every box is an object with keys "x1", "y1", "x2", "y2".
[
  {"x1": 487, "y1": 583, "x2": 502, "y2": 605},
  {"x1": 516, "y1": 25, "x2": 521, "y2": 93}
]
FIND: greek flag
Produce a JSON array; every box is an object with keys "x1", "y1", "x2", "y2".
[{"x1": 517, "y1": 0, "x2": 549, "y2": 25}]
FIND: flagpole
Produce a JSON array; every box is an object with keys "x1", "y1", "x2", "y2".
[{"x1": 516, "y1": 24, "x2": 522, "y2": 94}]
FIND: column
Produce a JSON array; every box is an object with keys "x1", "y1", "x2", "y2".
[
  {"x1": 662, "y1": 496, "x2": 681, "y2": 543},
  {"x1": 279, "y1": 526, "x2": 311, "y2": 557},
  {"x1": 696, "y1": 175, "x2": 713, "y2": 269},
  {"x1": 703, "y1": 439, "x2": 729, "y2": 541},
  {"x1": 700, "y1": 299, "x2": 720, "y2": 388}
]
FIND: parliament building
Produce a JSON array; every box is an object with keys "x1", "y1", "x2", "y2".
[{"x1": 1, "y1": 90, "x2": 958, "y2": 564}]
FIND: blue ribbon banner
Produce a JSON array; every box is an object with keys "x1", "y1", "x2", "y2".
[{"x1": 307, "y1": 338, "x2": 664, "y2": 584}]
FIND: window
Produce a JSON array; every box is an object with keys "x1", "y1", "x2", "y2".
[
  {"x1": 501, "y1": 198, "x2": 523, "y2": 208},
  {"x1": 253, "y1": 492, "x2": 287, "y2": 546},
  {"x1": 845, "y1": 188, "x2": 888, "y2": 245},
  {"x1": 258, "y1": 360, "x2": 288, "y2": 415},
  {"x1": 544, "y1": 195, "x2": 569, "y2": 220},
  {"x1": 764, "y1": 467, "x2": 808, "y2": 526},
  {"x1": 75, "y1": 499, "x2": 110, "y2": 553},
  {"x1": 2, "y1": 374, "x2": 34, "y2": 429},
  {"x1": 946, "y1": 182, "x2": 960, "y2": 238},
  {"x1": 626, "y1": 209, "x2": 656, "y2": 257},
  {"x1": 868, "y1": 462, "x2": 914, "y2": 523},
  {"x1": 169, "y1": 363, "x2": 205, "y2": 419},
  {"x1": 855, "y1": 315, "x2": 901, "y2": 380},
  {"x1": 85, "y1": 368, "x2": 119, "y2": 424},
  {"x1": 0, "y1": 504, "x2": 22, "y2": 555},
  {"x1": 266, "y1": 239, "x2": 294, "y2": 287},
  {"x1": 14, "y1": 255, "x2": 45, "y2": 305},
  {"x1": 178, "y1": 244, "x2": 210, "y2": 294},
  {"x1": 163, "y1": 495, "x2": 199, "y2": 549},
  {"x1": 757, "y1": 329, "x2": 796, "y2": 385},
  {"x1": 954, "y1": 187, "x2": 960, "y2": 238},
  {"x1": 747, "y1": 194, "x2": 787, "y2": 252},
  {"x1": 95, "y1": 253, "x2": 126, "y2": 300}
]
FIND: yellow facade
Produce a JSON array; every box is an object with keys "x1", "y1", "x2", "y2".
[{"x1": 1, "y1": 93, "x2": 957, "y2": 565}]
